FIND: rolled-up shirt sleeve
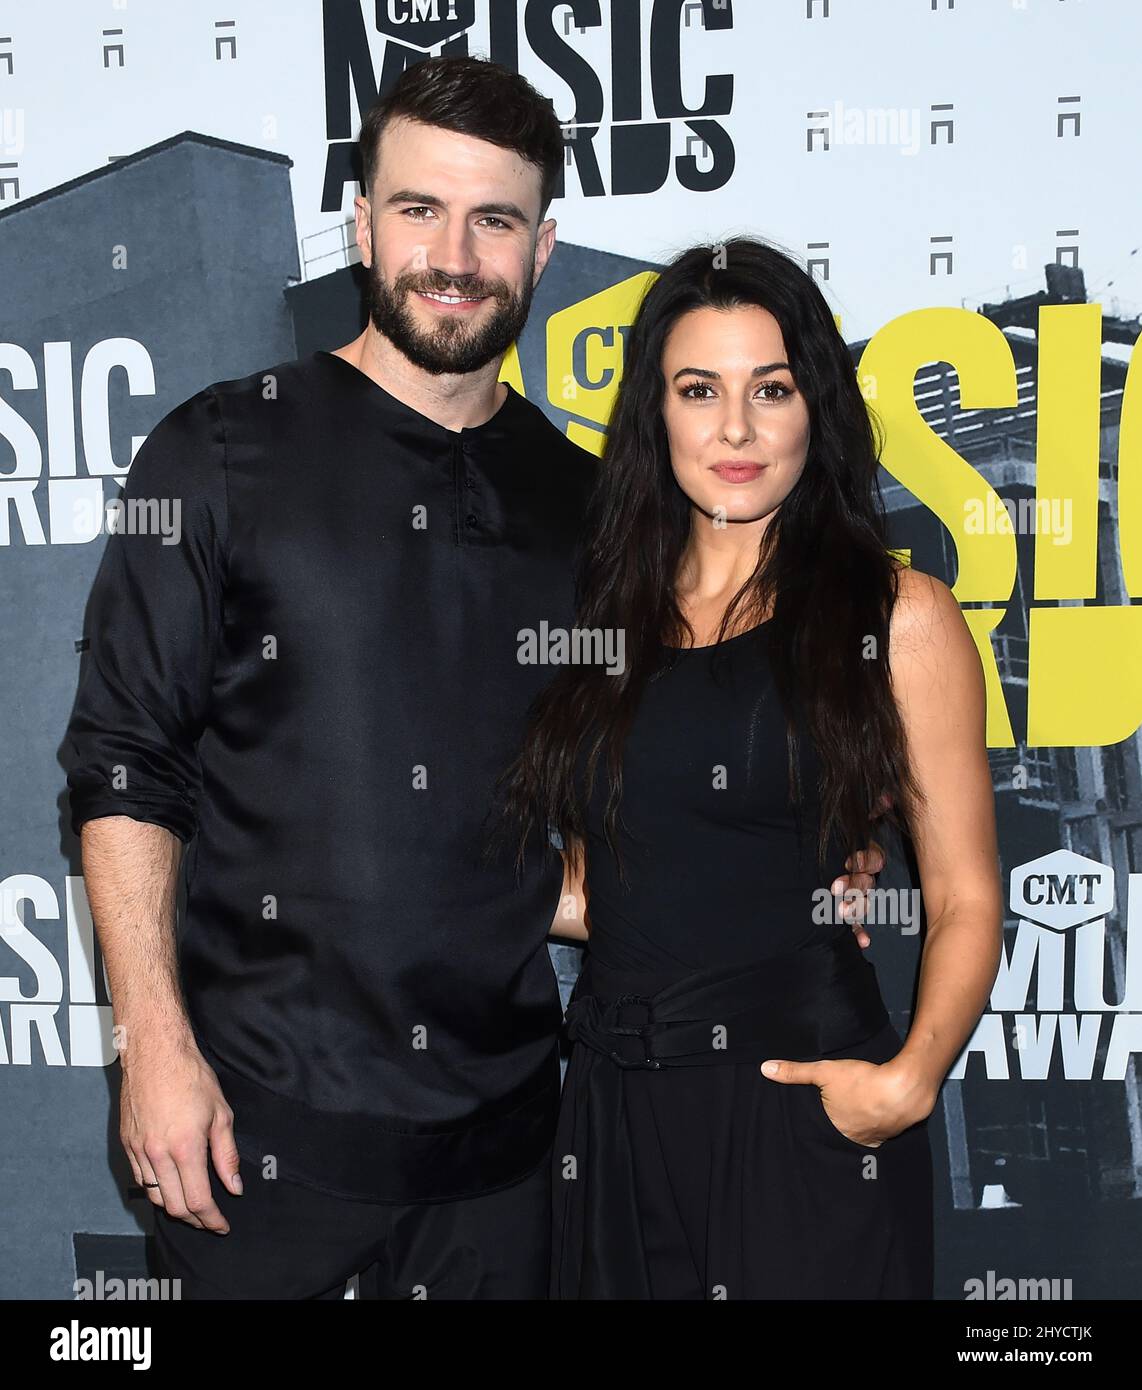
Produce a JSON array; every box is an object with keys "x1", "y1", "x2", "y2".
[{"x1": 63, "y1": 386, "x2": 228, "y2": 844}]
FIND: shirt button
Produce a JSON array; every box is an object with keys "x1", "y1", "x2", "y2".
[
  {"x1": 465, "y1": 476, "x2": 476, "y2": 490},
  {"x1": 465, "y1": 513, "x2": 479, "y2": 528}
]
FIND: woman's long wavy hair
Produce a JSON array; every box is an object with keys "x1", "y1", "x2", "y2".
[{"x1": 492, "y1": 236, "x2": 925, "y2": 885}]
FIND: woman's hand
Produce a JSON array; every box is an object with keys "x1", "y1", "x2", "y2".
[
  {"x1": 830, "y1": 839, "x2": 887, "y2": 950},
  {"x1": 760, "y1": 1054, "x2": 937, "y2": 1147}
]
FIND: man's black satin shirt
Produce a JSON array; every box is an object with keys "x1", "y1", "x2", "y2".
[{"x1": 63, "y1": 350, "x2": 595, "y2": 1202}]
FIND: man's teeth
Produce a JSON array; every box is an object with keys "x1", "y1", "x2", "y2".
[{"x1": 422, "y1": 291, "x2": 482, "y2": 303}]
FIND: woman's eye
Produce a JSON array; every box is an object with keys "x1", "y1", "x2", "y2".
[{"x1": 679, "y1": 381, "x2": 792, "y2": 401}]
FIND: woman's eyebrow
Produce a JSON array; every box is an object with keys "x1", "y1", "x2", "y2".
[{"x1": 671, "y1": 362, "x2": 790, "y2": 381}]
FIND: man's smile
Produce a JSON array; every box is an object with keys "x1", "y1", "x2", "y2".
[{"x1": 415, "y1": 289, "x2": 488, "y2": 311}]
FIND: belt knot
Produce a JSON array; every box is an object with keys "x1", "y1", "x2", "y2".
[{"x1": 565, "y1": 993, "x2": 665, "y2": 1069}]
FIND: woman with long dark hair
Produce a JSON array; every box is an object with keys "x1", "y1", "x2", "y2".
[{"x1": 497, "y1": 237, "x2": 1002, "y2": 1299}]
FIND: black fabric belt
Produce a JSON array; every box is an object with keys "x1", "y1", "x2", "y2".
[{"x1": 563, "y1": 933, "x2": 890, "y2": 1069}]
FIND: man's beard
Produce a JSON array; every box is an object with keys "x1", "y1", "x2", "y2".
[{"x1": 365, "y1": 250, "x2": 534, "y2": 376}]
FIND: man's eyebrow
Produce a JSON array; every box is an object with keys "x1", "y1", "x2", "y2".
[
  {"x1": 671, "y1": 362, "x2": 791, "y2": 381},
  {"x1": 384, "y1": 189, "x2": 529, "y2": 223}
]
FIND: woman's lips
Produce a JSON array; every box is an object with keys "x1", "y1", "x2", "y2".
[{"x1": 710, "y1": 463, "x2": 767, "y2": 483}]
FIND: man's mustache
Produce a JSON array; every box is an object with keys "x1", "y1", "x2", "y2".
[{"x1": 397, "y1": 271, "x2": 513, "y2": 303}]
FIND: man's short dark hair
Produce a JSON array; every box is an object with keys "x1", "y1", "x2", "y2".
[{"x1": 359, "y1": 55, "x2": 565, "y2": 219}]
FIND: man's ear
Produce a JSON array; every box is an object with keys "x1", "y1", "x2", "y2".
[
  {"x1": 353, "y1": 195, "x2": 373, "y2": 267},
  {"x1": 532, "y1": 217, "x2": 557, "y2": 285}
]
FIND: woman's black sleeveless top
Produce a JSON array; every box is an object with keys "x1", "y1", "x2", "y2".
[{"x1": 582, "y1": 621, "x2": 851, "y2": 975}]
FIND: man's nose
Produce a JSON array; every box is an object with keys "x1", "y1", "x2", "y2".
[{"x1": 428, "y1": 218, "x2": 480, "y2": 281}]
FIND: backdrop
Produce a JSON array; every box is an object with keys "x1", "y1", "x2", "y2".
[{"x1": 1, "y1": 0, "x2": 1139, "y2": 1301}]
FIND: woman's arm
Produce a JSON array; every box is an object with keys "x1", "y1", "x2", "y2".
[
  {"x1": 759, "y1": 565, "x2": 1002, "y2": 1139},
  {"x1": 547, "y1": 848, "x2": 590, "y2": 942},
  {"x1": 880, "y1": 564, "x2": 1004, "y2": 1116}
]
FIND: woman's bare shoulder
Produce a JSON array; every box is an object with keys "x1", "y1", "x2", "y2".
[{"x1": 888, "y1": 560, "x2": 973, "y2": 661}]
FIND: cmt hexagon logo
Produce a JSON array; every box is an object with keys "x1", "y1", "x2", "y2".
[
  {"x1": 374, "y1": 0, "x2": 475, "y2": 52},
  {"x1": 1009, "y1": 849, "x2": 1113, "y2": 931},
  {"x1": 545, "y1": 271, "x2": 658, "y2": 447}
]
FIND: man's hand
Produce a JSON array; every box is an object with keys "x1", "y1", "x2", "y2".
[
  {"x1": 119, "y1": 1032, "x2": 241, "y2": 1233},
  {"x1": 830, "y1": 839, "x2": 887, "y2": 950}
]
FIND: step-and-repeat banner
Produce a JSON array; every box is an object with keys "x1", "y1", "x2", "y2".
[{"x1": 2, "y1": 1, "x2": 1139, "y2": 1300}]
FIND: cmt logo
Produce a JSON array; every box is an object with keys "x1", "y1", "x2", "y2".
[
  {"x1": 952, "y1": 850, "x2": 1142, "y2": 1081},
  {"x1": 322, "y1": 0, "x2": 736, "y2": 207},
  {"x1": 374, "y1": 0, "x2": 475, "y2": 47},
  {"x1": 0, "y1": 339, "x2": 154, "y2": 547},
  {"x1": 0, "y1": 875, "x2": 115, "y2": 1067},
  {"x1": 545, "y1": 271, "x2": 656, "y2": 455}
]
